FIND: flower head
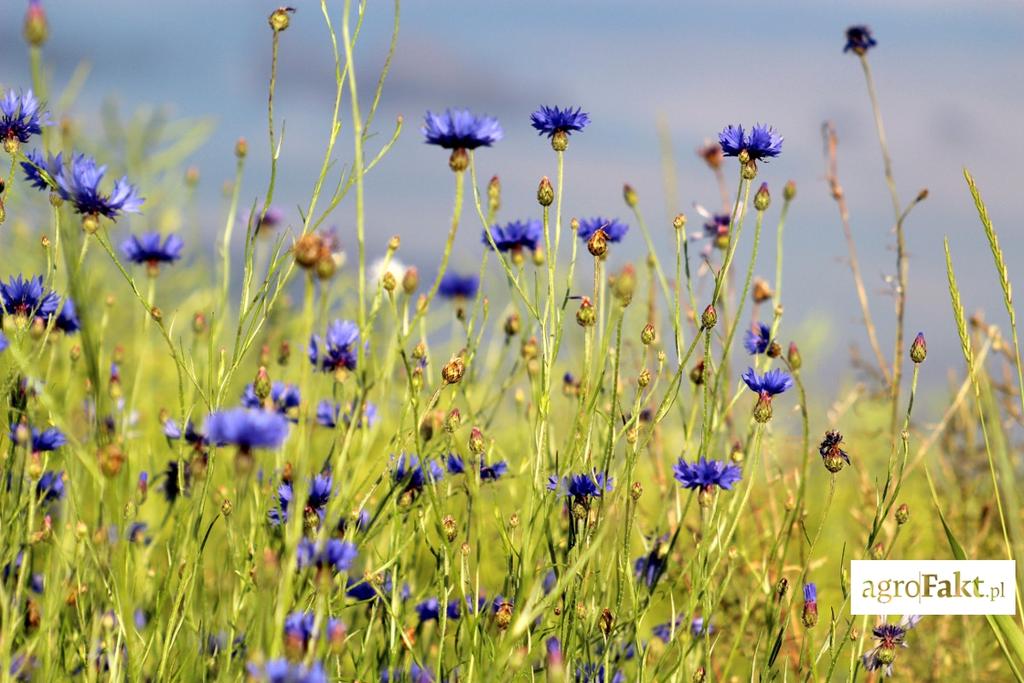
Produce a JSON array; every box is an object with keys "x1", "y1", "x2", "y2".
[
  {"x1": 741, "y1": 367, "x2": 793, "y2": 397},
  {"x1": 423, "y1": 109, "x2": 502, "y2": 150},
  {"x1": 392, "y1": 454, "x2": 444, "y2": 493},
  {"x1": 844, "y1": 25, "x2": 877, "y2": 54},
  {"x1": 718, "y1": 124, "x2": 783, "y2": 162},
  {"x1": 862, "y1": 616, "x2": 920, "y2": 676},
  {"x1": 269, "y1": 473, "x2": 333, "y2": 526},
  {"x1": 484, "y1": 219, "x2": 542, "y2": 253},
  {"x1": 673, "y1": 457, "x2": 742, "y2": 491},
  {"x1": 20, "y1": 149, "x2": 62, "y2": 190},
  {"x1": 12, "y1": 423, "x2": 66, "y2": 453},
  {"x1": 315, "y1": 399, "x2": 378, "y2": 430},
  {"x1": 819, "y1": 430, "x2": 851, "y2": 472},
  {"x1": 548, "y1": 470, "x2": 613, "y2": 507},
  {"x1": 56, "y1": 153, "x2": 144, "y2": 219},
  {"x1": 205, "y1": 408, "x2": 290, "y2": 451},
  {"x1": 578, "y1": 217, "x2": 629, "y2": 243},
  {"x1": 308, "y1": 319, "x2": 360, "y2": 373},
  {"x1": 743, "y1": 322, "x2": 772, "y2": 355},
  {"x1": 296, "y1": 538, "x2": 357, "y2": 574},
  {"x1": 0, "y1": 89, "x2": 49, "y2": 149},
  {"x1": 530, "y1": 105, "x2": 590, "y2": 138},
  {"x1": 246, "y1": 659, "x2": 327, "y2": 683},
  {"x1": 241, "y1": 381, "x2": 301, "y2": 421},
  {"x1": 633, "y1": 536, "x2": 669, "y2": 588},
  {"x1": 36, "y1": 470, "x2": 65, "y2": 504},
  {"x1": 1, "y1": 275, "x2": 60, "y2": 320},
  {"x1": 55, "y1": 298, "x2": 80, "y2": 333},
  {"x1": 120, "y1": 233, "x2": 183, "y2": 268},
  {"x1": 438, "y1": 272, "x2": 479, "y2": 300}
]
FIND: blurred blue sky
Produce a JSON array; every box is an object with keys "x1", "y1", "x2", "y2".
[{"x1": 3, "y1": 0, "x2": 1024, "y2": 396}]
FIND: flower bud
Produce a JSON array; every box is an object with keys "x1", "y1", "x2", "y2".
[
  {"x1": 235, "y1": 137, "x2": 248, "y2": 159},
  {"x1": 293, "y1": 233, "x2": 322, "y2": 268},
  {"x1": 382, "y1": 271, "x2": 396, "y2": 293},
  {"x1": 752, "y1": 278, "x2": 773, "y2": 303},
  {"x1": 870, "y1": 543, "x2": 885, "y2": 560},
  {"x1": 700, "y1": 305, "x2": 717, "y2": 329},
  {"x1": 802, "y1": 601, "x2": 818, "y2": 629},
  {"x1": 24, "y1": 0, "x2": 48, "y2": 47},
  {"x1": 641, "y1": 323, "x2": 656, "y2": 346},
  {"x1": 787, "y1": 342, "x2": 802, "y2": 370},
  {"x1": 469, "y1": 427, "x2": 485, "y2": 455},
  {"x1": 254, "y1": 366, "x2": 272, "y2": 401},
  {"x1": 630, "y1": 481, "x2": 642, "y2": 500},
  {"x1": 895, "y1": 503, "x2": 910, "y2": 525},
  {"x1": 537, "y1": 177, "x2": 554, "y2": 207},
  {"x1": 488, "y1": 175, "x2": 501, "y2": 214},
  {"x1": 672, "y1": 213, "x2": 687, "y2": 231},
  {"x1": 533, "y1": 248, "x2": 545, "y2": 267},
  {"x1": 98, "y1": 443, "x2": 125, "y2": 478},
  {"x1": 442, "y1": 356, "x2": 465, "y2": 384},
  {"x1": 587, "y1": 229, "x2": 608, "y2": 258},
  {"x1": 753, "y1": 394, "x2": 773, "y2": 423},
  {"x1": 783, "y1": 180, "x2": 797, "y2": 201},
  {"x1": 910, "y1": 332, "x2": 927, "y2": 363},
  {"x1": 442, "y1": 515, "x2": 458, "y2": 542},
  {"x1": 269, "y1": 7, "x2": 294, "y2": 32},
  {"x1": 689, "y1": 359, "x2": 705, "y2": 386},
  {"x1": 638, "y1": 368, "x2": 651, "y2": 388},
  {"x1": 402, "y1": 267, "x2": 419, "y2": 295},
  {"x1": 443, "y1": 408, "x2": 461, "y2": 434},
  {"x1": 767, "y1": 341, "x2": 782, "y2": 358},
  {"x1": 623, "y1": 183, "x2": 638, "y2": 209},
  {"x1": 503, "y1": 313, "x2": 520, "y2": 338},
  {"x1": 741, "y1": 159, "x2": 758, "y2": 180},
  {"x1": 192, "y1": 312, "x2": 208, "y2": 335},
  {"x1": 575, "y1": 297, "x2": 596, "y2": 327},
  {"x1": 754, "y1": 183, "x2": 771, "y2": 211},
  {"x1": 599, "y1": 608, "x2": 614, "y2": 635}
]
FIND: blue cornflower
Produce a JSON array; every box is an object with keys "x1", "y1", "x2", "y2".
[
  {"x1": 548, "y1": 470, "x2": 613, "y2": 506},
  {"x1": 12, "y1": 423, "x2": 66, "y2": 453},
  {"x1": 163, "y1": 419, "x2": 207, "y2": 449},
  {"x1": 480, "y1": 459, "x2": 508, "y2": 481},
  {"x1": 120, "y1": 233, "x2": 183, "y2": 271},
  {"x1": 20, "y1": 149, "x2": 62, "y2": 190},
  {"x1": 691, "y1": 616, "x2": 713, "y2": 637},
  {"x1": 700, "y1": 212, "x2": 731, "y2": 249},
  {"x1": 530, "y1": 105, "x2": 590, "y2": 138},
  {"x1": 56, "y1": 153, "x2": 144, "y2": 219},
  {"x1": 577, "y1": 217, "x2": 629, "y2": 243},
  {"x1": 205, "y1": 408, "x2": 290, "y2": 452},
  {"x1": 392, "y1": 454, "x2": 444, "y2": 493},
  {"x1": 844, "y1": 25, "x2": 877, "y2": 54},
  {"x1": 1, "y1": 275, "x2": 60, "y2": 320},
  {"x1": 0, "y1": 89, "x2": 49, "y2": 150},
  {"x1": 242, "y1": 381, "x2": 301, "y2": 421},
  {"x1": 802, "y1": 582, "x2": 819, "y2": 627},
  {"x1": 652, "y1": 617, "x2": 683, "y2": 643},
  {"x1": 445, "y1": 453, "x2": 466, "y2": 475},
  {"x1": 269, "y1": 473, "x2": 333, "y2": 526},
  {"x1": 862, "y1": 616, "x2": 920, "y2": 676},
  {"x1": 718, "y1": 124, "x2": 783, "y2": 162},
  {"x1": 633, "y1": 536, "x2": 669, "y2": 589},
  {"x1": 246, "y1": 659, "x2": 327, "y2": 683},
  {"x1": 742, "y1": 367, "x2": 793, "y2": 397},
  {"x1": 9, "y1": 654, "x2": 37, "y2": 683},
  {"x1": 296, "y1": 538, "x2": 357, "y2": 574},
  {"x1": 127, "y1": 522, "x2": 150, "y2": 544},
  {"x1": 743, "y1": 322, "x2": 772, "y2": 355},
  {"x1": 308, "y1": 319, "x2": 360, "y2": 373},
  {"x1": 36, "y1": 470, "x2": 65, "y2": 504},
  {"x1": 438, "y1": 272, "x2": 479, "y2": 300},
  {"x1": 673, "y1": 457, "x2": 742, "y2": 492},
  {"x1": 484, "y1": 219, "x2": 542, "y2": 253},
  {"x1": 345, "y1": 571, "x2": 395, "y2": 602},
  {"x1": 315, "y1": 399, "x2": 378, "y2": 429},
  {"x1": 575, "y1": 664, "x2": 624, "y2": 683},
  {"x1": 423, "y1": 109, "x2": 502, "y2": 150},
  {"x1": 0, "y1": 332, "x2": 7, "y2": 352},
  {"x1": 55, "y1": 298, "x2": 80, "y2": 333}
]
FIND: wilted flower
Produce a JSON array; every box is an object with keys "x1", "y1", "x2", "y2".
[
  {"x1": 844, "y1": 25, "x2": 877, "y2": 55},
  {"x1": 819, "y1": 430, "x2": 851, "y2": 473}
]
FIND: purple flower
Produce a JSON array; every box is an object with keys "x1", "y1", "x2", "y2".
[
  {"x1": 718, "y1": 124, "x2": 783, "y2": 162},
  {"x1": 56, "y1": 153, "x2": 144, "y2": 219},
  {"x1": 36, "y1": 470, "x2": 65, "y2": 504},
  {"x1": 673, "y1": 457, "x2": 742, "y2": 491},
  {"x1": 55, "y1": 298, "x2": 80, "y2": 333},
  {"x1": 20, "y1": 149, "x2": 62, "y2": 190},
  {"x1": 862, "y1": 616, "x2": 920, "y2": 676},
  {"x1": 423, "y1": 109, "x2": 502, "y2": 150},
  {"x1": 633, "y1": 535, "x2": 669, "y2": 588},
  {"x1": 577, "y1": 217, "x2": 629, "y2": 243},
  {"x1": 392, "y1": 454, "x2": 444, "y2": 492},
  {"x1": 1, "y1": 275, "x2": 60, "y2": 320},
  {"x1": 308, "y1": 319, "x2": 360, "y2": 373},
  {"x1": 438, "y1": 272, "x2": 479, "y2": 299},
  {"x1": 315, "y1": 399, "x2": 378, "y2": 429},
  {"x1": 205, "y1": 408, "x2": 290, "y2": 451},
  {"x1": 530, "y1": 105, "x2": 590, "y2": 138},
  {"x1": 246, "y1": 659, "x2": 327, "y2": 683},
  {"x1": 741, "y1": 367, "x2": 793, "y2": 397},
  {"x1": 0, "y1": 89, "x2": 49, "y2": 147},
  {"x1": 241, "y1": 382, "x2": 301, "y2": 420},
  {"x1": 269, "y1": 473, "x2": 333, "y2": 526},
  {"x1": 296, "y1": 538, "x2": 357, "y2": 573},
  {"x1": 743, "y1": 322, "x2": 772, "y2": 355},
  {"x1": 120, "y1": 233, "x2": 183, "y2": 267},
  {"x1": 844, "y1": 25, "x2": 877, "y2": 54},
  {"x1": 484, "y1": 219, "x2": 542, "y2": 253},
  {"x1": 0, "y1": 332, "x2": 8, "y2": 352},
  {"x1": 548, "y1": 470, "x2": 613, "y2": 506}
]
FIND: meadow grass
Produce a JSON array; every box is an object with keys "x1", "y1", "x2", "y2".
[{"x1": 0, "y1": 5, "x2": 1022, "y2": 682}]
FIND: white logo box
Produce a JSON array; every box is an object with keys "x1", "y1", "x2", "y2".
[{"x1": 851, "y1": 560, "x2": 1017, "y2": 615}]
